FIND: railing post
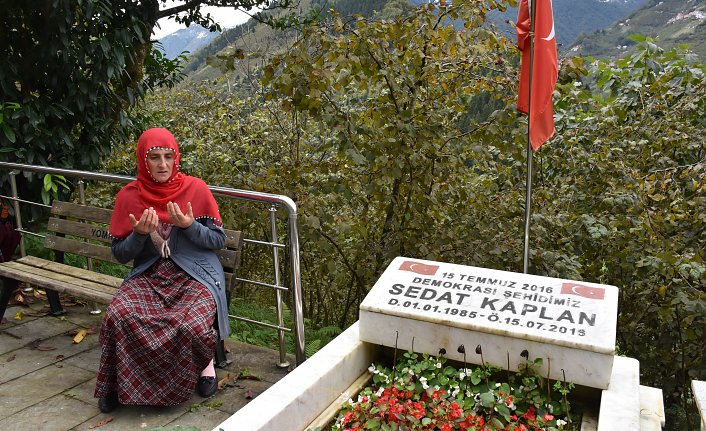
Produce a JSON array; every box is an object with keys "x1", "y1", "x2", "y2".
[
  {"x1": 9, "y1": 170, "x2": 25, "y2": 257},
  {"x1": 269, "y1": 205, "x2": 289, "y2": 368},
  {"x1": 287, "y1": 208, "x2": 306, "y2": 365}
]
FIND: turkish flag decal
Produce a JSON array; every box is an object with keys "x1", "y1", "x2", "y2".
[
  {"x1": 561, "y1": 283, "x2": 605, "y2": 300},
  {"x1": 399, "y1": 261, "x2": 439, "y2": 276}
]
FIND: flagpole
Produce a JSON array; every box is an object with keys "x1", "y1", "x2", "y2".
[{"x1": 522, "y1": 0, "x2": 537, "y2": 274}]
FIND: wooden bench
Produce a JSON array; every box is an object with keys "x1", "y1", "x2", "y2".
[{"x1": 0, "y1": 201, "x2": 244, "y2": 367}]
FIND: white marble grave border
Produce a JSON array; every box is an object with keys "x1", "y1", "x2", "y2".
[{"x1": 213, "y1": 323, "x2": 665, "y2": 431}]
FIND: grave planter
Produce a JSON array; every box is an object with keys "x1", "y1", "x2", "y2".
[{"x1": 214, "y1": 258, "x2": 665, "y2": 431}]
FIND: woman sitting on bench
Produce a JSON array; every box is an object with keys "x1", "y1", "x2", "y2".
[{"x1": 94, "y1": 128, "x2": 229, "y2": 413}]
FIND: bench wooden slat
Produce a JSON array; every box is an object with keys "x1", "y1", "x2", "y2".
[
  {"x1": 45, "y1": 235, "x2": 121, "y2": 264},
  {"x1": 19, "y1": 256, "x2": 123, "y2": 288},
  {"x1": 47, "y1": 217, "x2": 112, "y2": 243},
  {"x1": 51, "y1": 201, "x2": 113, "y2": 223},
  {"x1": 0, "y1": 260, "x2": 117, "y2": 304}
]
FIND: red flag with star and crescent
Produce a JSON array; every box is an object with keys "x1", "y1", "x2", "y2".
[{"x1": 516, "y1": 0, "x2": 558, "y2": 151}]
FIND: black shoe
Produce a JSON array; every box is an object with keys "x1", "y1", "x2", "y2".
[
  {"x1": 197, "y1": 374, "x2": 218, "y2": 397},
  {"x1": 98, "y1": 392, "x2": 119, "y2": 413}
]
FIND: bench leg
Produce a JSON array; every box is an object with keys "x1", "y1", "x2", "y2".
[
  {"x1": 215, "y1": 339, "x2": 230, "y2": 368},
  {"x1": 0, "y1": 277, "x2": 17, "y2": 322},
  {"x1": 46, "y1": 288, "x2": 67, "y2": 316}
]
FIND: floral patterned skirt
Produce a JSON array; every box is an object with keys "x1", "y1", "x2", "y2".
[{"x1": 94, "y1": 259, "x2": 217, "y2": 406}]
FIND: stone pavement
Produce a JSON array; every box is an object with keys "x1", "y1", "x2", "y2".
[{"x1": 0, "y1": 295, "x2": 293, "y2": 431}]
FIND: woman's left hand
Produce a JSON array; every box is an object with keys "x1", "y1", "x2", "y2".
[{"x1": 167, "y1": 201, "x2": 195, "y2": 229}]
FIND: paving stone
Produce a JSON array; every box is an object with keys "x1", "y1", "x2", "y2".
[
  {"x1": 0, "y1": 304, "x2": 41, "y2": 330},
  {"x1": 0, "y1": 331, "x2": 98, "y2": 383},
  {"x1": 64, "y1": 377, "x2": 98, "y2": 405},
  {"x1": 0, "y1": 306, "x2": 292, "y2": 431},
  {"x1": 165, "y1": 407, "x2": 232, "y2": 430},
  {"x1": 73, "y1": 403, "x2": 189, "y2": 431},
  {"x1": 62, "y1": 345, "x2": 102, "y2": 374},
  {"x1": 4, "y1": 314, "x2": 78, "y2": 340},
  {"x1": 0, "y1": 363, "x2": 95, "y2": 420},
  {"x1": 0, "y1": 393, "x2": 96, "y2": 431},
  {"x1": 210, "y1": 379, "x2": 273, "y2": 414},
  {"x1": 0, "y1": 331, "x2": 27, "y2": 355}
]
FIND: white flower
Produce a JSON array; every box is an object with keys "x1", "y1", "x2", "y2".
[
  {"x1": 368, "y1": 365, "x2": 376, "y2": 373},
  {"x1": 420, "y1": 376, "x2": 429, "y2": 389},
  {"x1": 556, "y1": 419, "x2": 568, "y2": 427},
  {"x1": 436, "y1": 362, "x2": 442, "y2": 368},
  {"x1": 459, "y1": 372, "x2": 466, "y2": 380}
]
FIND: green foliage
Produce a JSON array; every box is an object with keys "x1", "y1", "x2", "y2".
[
  {"x1": 262, "y1": 0, "x2": 520, "y2": 326},
  {"x1": 229, "y1": 296, "x2": 341, "y2": 356},
  {"x1": 545, "y1": 39, "x2": 706, "y2": 429},
  {"x1": 139, "y1": 5, "x2": 702, "y2": 427},
  {"x1": 0, "y1": 0, "x2": 297, "y2": 210}
]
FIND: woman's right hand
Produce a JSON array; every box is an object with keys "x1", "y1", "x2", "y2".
[{"x1": 129, "y1": 207, "x2": 159, "y2": 235}]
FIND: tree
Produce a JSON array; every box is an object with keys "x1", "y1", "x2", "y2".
[{"x1": 0, "y1": 0, "x2": 294, "y2": 201}]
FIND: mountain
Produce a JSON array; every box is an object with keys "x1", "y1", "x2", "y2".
[
  {"x1": 411, "y1": 0, "x2": 649, "y2": 48},
  {"x1": 177, "y1": 0, "x2": 667, "y2": 83},
  {"x1": 156, "y1": 25, "x2": 221, "y2": 60},
  {"x1": 570, "y1": 0, "x2": 706, "y2": 59}
]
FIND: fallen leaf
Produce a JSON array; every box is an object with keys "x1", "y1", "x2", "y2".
[
  {"x1": 88, "y1": 416, "x2": 113, "y2": 429},
  {"x1": 217, "y1": 372, "x2": 237, "y2": 390},
  {"x1": 56, "y1": 354, "x2": 65, "y2": 360},
  {"x1": 14, "y1": 310, "x2": 24, "y2": 321},
  {"x1": 29, "y1": 338, "x2": 56, "y2": 351},
  {"x1": 6, "y1": 354, "x2": 16, "y2": 362},
  {"x1": 72, "y1": 329, "x2": 88, "y2": 344},
  {"x1": 244, "y1": 388, "x2": 254, "y2": 399}
]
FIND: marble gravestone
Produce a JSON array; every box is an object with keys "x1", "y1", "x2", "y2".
[{"x1": 359, "y1": 256, "x2": 619, "y2": 389}]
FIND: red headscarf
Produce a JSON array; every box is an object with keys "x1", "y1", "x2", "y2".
[{"x1": 109, "y1": 128, "x2": 222, "y2": 239}]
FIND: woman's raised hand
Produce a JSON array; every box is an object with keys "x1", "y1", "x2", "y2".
[
  {"x1": 129, "y1": 207, "x2": 159, "y2": 235},
  {"x1": 167, "y1": 201, "x2": 194, "y2": 229}
]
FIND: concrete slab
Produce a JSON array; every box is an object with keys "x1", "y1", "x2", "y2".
[
  {"x1": 73, "y1": 403, "x2": 189, "y2": 431},
  {"x1": 62, "y1": 345, "x2": 102, "y2": 373},
  {"x1": 0, "y1": 363, "x2": 95, "y2": 420},
  {"x1": 0, "y1": 393, "x2": 95, "y2": 431},
  {"x1": 166, "y1": 405, "x2": 233, "y2": 430},
  {"x1": 0, "y1": 331, "x2": 27, "y2": 355},
  {"x1": 0, "y1": 331, "x2": 98, "y2": 383},
  {"x1": 3, "y1": 314, "x2": 78, "y2": 340}
]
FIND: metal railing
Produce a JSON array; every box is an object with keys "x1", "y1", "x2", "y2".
[{"x1": 0, "y1": 161, "x2": 306, "y2": 366}]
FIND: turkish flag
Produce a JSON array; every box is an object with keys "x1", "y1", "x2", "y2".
[
  {"x1": 516, "y1": 0, "x2": 558, "y2": 151},
  {"x1": 561, "y1": 283, "x2": 605, "y2": 300},
  {"x1": 399, "y1": 261, "x2": 439, "y2": 276}
]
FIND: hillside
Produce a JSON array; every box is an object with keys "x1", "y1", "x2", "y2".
[
  {"x1": 480, "y1": 0, "x2": 649, "y2": 47},
  {"x1": 180, "y1": 0, "x2": 392, "y2": 85},
  {"x1": 177, "y1": 0, "x2": 651, "y2": 84},
  {"x1": 570, "y1": 0, "x2": 706, "y2": 59}
]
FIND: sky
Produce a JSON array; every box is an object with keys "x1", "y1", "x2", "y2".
[{"x1": 152, "y1": 2, "x2": 252, "y2": 39}]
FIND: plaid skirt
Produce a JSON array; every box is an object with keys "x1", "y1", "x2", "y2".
[{"x1": 94, "y1": 259, "x2": 218, "y2": 406}]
